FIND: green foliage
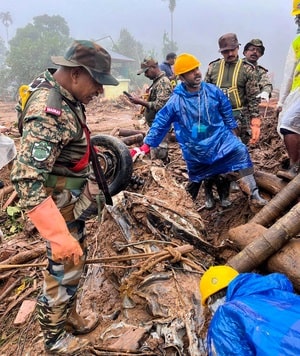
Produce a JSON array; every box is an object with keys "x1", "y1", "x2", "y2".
[
  {"x1": 112, "y1": 28, "x2": 155, "y2": 90},
  {"x1": 6, "y1": 14, "x2": 73, "y2": 87},
  {"x1": 6, "y1": 206, "x2": 23, "y2": 235},
  {"x1": 0, "y1": 36, "x2": 7, "y2": 67},
  {"x1": 162, "y1": 31, "x2": 178, "y2": 59},
  {"x1": 0, "y1": 11, "x2": 13, "y2": 42}
]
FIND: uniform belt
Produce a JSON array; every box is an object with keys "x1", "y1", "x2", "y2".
[{"x1": 45, "y1": 174, "x2": 86, "y2": 190}]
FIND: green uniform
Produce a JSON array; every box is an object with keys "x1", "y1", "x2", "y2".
[
  {"x1": 11, "y1": 69, "x2": 95, "y2": 350},
  {"x1": 254, "y1": 63, "x2": 273, "y2": 96},
  {"x1": 144, "y1": 72, "x2": 173, "y2": 127},
  {"x1": 205, "y1": 58, "x2": 261, "y2": 144}
]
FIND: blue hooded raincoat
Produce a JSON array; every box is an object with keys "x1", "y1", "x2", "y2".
[
  {"x1": 144, "y1": 81, "x2": 252, "y2": 182},
  {"x1": 207, "y1": 273, "x2": 300, "y2": 356}
]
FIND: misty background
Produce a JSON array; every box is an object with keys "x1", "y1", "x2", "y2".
[{"x1": 0, "y1": 0, "x2": 295, "y2": 89}]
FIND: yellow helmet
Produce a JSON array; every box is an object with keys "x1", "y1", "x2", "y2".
[
  {"x1": 174, "y1": 53, "x2": 201, "y2": 76},
  {"x1": 292, "y1": 0, "x2": 300, "y2": 16},
  {"x1": 199, "y1": 265, "x2": 239, "y2": 306}
]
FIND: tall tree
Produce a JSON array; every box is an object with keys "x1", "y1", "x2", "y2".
[
  {"x1": 0, "y1": 11, "x2": 12, "y2": 43},
  {"x1": 162, "y1": 31, "x2": 178, "y2": 59},
  {"x1": 162, "y1": 0, "x2": 176, "y2": 45},
  {"x1": 6, "y1": 14, "x2": 72, "y2": 86},
  {"x1": 112, "y1": 28, "x2": 149, "y2": 89}
]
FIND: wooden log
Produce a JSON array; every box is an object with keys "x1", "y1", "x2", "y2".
[
  {"x1": 228, "y1": 224, "x2": 300, "y2": 292},
  {"x1": 0, "y1": 185, "x2": 14, "y2": 200},
  {"x1": 118, "y1": 128, "x2": 146, "y2": 137},
  {"x1": 227, "y1": 201, "x2": 300, "y2": 272},
  {"x1": 2, "y1": 190, "x2": 18, "y2": 211},
  {"x1": 254, "y1": 171, "x2": 287, "y2": 195},
  {"x1": 250, "y1": 173, "x2": 300, "y2": 227},
  {"x1": 0, "y1": 245, "x2": 45, "y2": 266},
  {"x1": 121, "y1": 134, "x2": 144, "y2": 146}
]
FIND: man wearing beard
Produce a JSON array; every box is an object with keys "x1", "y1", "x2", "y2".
[
  {"x1": 203, "y1": 33, "x2": 263, "y2": 209},
  {"x1": 132, "y1": 53, "x2": 267, "y2": 207}
]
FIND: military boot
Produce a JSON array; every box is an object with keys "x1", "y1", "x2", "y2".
[
  {"x1": 66, "y1": 296, "x2": 99, "y2": 335},
  {"x1": 238, "y1": 174, "x2": 268, "y2": 207},
  {"x1": 277, "y1": 163, "x2": 299, "y2": 181},
  {"x1": 216, "y1": 176, "x2": 232, "y2": 208},
  {"x1": 36, "y1": 298, "x2": 90, "y2": 355},
  {"x1": 203, "y1": 178, "x2": 216, "y2": 210},
  {"x1": 186, "y1": 181, "x2": 201, "y2": 200}
]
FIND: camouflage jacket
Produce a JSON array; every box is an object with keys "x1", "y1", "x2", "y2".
[
  {"x1": 11, "y1": 69, "x2": 90, "y2": 209},
  {"x1": 256, "y1": 64, "x2": 273, "y2": 95},
  {"x1": 204, "y1": 58, "x2": 261, "y2": 118},
  {"x1": 144, "y1": 72, "x2": 173, "y2": 126}
]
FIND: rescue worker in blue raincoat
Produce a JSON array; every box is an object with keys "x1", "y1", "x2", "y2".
[
  {"x1": 200, "y1": 266, "x2": 300, "y2": 356},
  {"x1": 130, "y1": 53, "x2": 267, "y2": 206}
]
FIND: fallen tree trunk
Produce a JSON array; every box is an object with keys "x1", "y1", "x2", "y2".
[
  {"x1": 254, "y1": 171, "x2": 287, "y2": 195},
  {"x1": 120, "y1": 133, "x2": 144, "y2": 146},
  {"x1": 228, "y1": 223, "x2": 300, "y2": 292},
  {"x1": 118, "y1": 128, "x2": 146, "y2": 137},
  {"x1": 227, "y1": 201, "x2": 300, "y2": 274},
  {"x1": 250, "y1": 173, "x2": 300, "y2": 227}
]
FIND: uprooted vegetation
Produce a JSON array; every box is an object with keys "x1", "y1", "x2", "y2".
[{"x1": 0, "y1": 95, "x2": 295, "y2": 355}]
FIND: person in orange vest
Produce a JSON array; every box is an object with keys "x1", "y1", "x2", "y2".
[{"x1": 277, "y1": 0, "x2": 300, "y2": 181}]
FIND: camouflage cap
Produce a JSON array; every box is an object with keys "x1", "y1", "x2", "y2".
[
  {"x1": 51, "y1": 40, "x2": 119, "y2": 86},
  {"x1": 243, "y1": 39, "x2": 265, "y2": 55},
  {"x1": 218, "y1": 33, "x2": 240, "y2": 52},
  {"x1": 137, "y1": 57, "x2": 158, "y2": 75}
]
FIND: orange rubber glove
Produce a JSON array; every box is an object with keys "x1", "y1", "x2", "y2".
[
  {"x1": 249, "y1": 117, "x2": 261, "y2": 145},
  {"x1": 27, "y1": 196, "x2": 83, "y2": 265}
]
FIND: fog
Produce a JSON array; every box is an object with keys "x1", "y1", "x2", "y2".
[{"x1": 1, "y1": 0, "x2": 295, "y2": 87}]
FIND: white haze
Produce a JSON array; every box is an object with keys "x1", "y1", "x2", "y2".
[{"x1": 1, "y1": 0, "x2": 295, "y2": 87}]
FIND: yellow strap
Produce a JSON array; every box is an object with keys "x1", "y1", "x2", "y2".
[
  {"x1": 19, "y1": 85, "x2": 31, "y2": 110},
  {"x1": 216, "y1": 59, "x2": 243, "y2": 109},
  {"x1": 216, "y1": 59, "x2": 225, "y2": 87}
]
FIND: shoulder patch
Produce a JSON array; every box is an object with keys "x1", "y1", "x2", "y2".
[
  {"x1": 208, "y1": 58, "x2": 221, "y2": 65},
  {"x1": 32, "y1": 141, "x2": 52, "y2": 162},
  {"x1": 257, "y1": 64, "x2": 268, "y2": 72},
  {"x1": 242, "y1": 60, "x2": 255, "y2": 69}
]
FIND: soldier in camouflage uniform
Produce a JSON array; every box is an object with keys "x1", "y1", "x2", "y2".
[
  {"x1": 243, "y1": 39, "x2": 273, "y2": 102},
  {"x1": 10, "y1": 40, "x2": 119, "y2": 354},
  {"x1": 127, "y1": 57, "x2": 173, "y2": 162}
]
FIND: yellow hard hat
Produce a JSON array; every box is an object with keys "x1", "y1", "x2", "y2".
[
  {"x1": 199, "y1": 265, "x2": 239, "y2": 306},
  {"x1": 173, "y1": 53, "x2": 201, "y2": 76},
  {"x1": 292, "y1": 0, "x2": 300, "y2": 16}
]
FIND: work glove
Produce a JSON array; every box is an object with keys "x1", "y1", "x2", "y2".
[
  {"x1": 27, "y1": 196, "x2": 83, "y2": 265},
  {"x1": 74, "y1": 176, "x2": 105, "y2": 221},
  {"x1": 249, "y1": 117, "x2": 261, "y2": 145},
  {"x1": 256, "y1": 91, "x2": 269, "y2": 102},
  {"x1": 130, "y1": 143, "x2": 150, "y2": 162}
]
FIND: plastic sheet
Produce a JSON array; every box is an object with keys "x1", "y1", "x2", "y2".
[
  {"x1": 0, "y1": 134, "x2": 16, "y2": 169},
  {"x1": 207, "y1": 273, "x2": 300, "y2": 356}
]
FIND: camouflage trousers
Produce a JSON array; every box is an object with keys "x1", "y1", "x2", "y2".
[
  {"x1": 234, "y1": 110, "x2": 251, "y2": 145},
  {"x1": 36, "y1": 219, "x2": 87, "y2": 349}
]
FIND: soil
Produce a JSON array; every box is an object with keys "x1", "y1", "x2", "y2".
[{"x1": 0, "y1": 93, "x2": 289, "y2": 356}]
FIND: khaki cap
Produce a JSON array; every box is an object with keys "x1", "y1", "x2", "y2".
[{"x1": 218, "y1": 33, "x2": 240, "y2": 52}]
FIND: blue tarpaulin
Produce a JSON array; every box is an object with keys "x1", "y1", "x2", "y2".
[{"x1": 207, "y1": 273, "x2": 300, "y2": 355}]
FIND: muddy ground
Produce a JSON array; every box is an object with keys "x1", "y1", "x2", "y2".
[{"x1": 0, "y1": 94, "x2": 290, "y2": 356}]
